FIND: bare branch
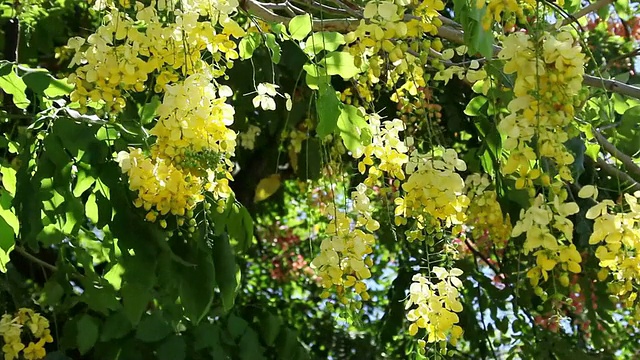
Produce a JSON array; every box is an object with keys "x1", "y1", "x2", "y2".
[
  {"x1": 14, "y1": 246, "x2": 58, "y2": 272},
  {"x1": 587, "y1": 156, "x2": 640, "y2": 193},
  {"x1": 291, "y1": 0, "x2": 358, "y2": 17},
  {"x1": 593, "y1": 129, "x2": 640, "y2": 182},
  {"x1": 583, "y1": 74, "x2": 640, "y2": 99}
]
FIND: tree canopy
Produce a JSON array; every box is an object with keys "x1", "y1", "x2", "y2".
[{"x1": 0, "y1": 0, "x2": 640, "y2": 358}]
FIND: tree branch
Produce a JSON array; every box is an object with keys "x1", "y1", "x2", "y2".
[
  {"x1": 582, "y1": 75, "x2": 640, "y2": 99},
  {"x1": 593, "y1": 129, "x2": 640, "y2": 182},
  {"x1": 464, "y1": 239, "x2": 503, "y2": 277},
  {"x1": 586, "y1": 156, "x2": 640, "y2": 193},
  {"x1": 562, "y1": 0, "x2": 615, "y2": 27},
  {"x1": 240, "y1": 0, "x2": 640, "y2": 100},
  {"x1": 14, "y1": 246, "x2": 58, "y2": 273},
  {"x1": 291, "y1": 0, "x2": 357, "y2": 17}
]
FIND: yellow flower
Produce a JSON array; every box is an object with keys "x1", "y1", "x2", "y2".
[{"x1": 22, "y1": 340, "x2": 46, "y2": 360}]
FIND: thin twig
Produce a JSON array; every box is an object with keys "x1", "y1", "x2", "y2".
[{"x1": 464, "y1": 239, "x2": 503, "y2": 277}]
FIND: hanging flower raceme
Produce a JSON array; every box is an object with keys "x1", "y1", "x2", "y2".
[
  {"x1": 580, "y1": 186, "x2": 640, "y2": 321},
  {"x1": 0, "y1": 309, "x2": 54, "y2": 360},
  {"x1": 511, "y1": 192, "x2": 582, "y2": 294},
  {"x1": 461, "y1": 174, "x2": 511, "y2": 256},
  {"x1": 151, "y1": 73, "x2": 237, "y2": 169},
  {"x1": 117, "y1": 72, "x2": 236, "y2": 222},
  {"x1": 117, "y1": 148, "x2": 205, "y2": 222},
  {"x1": 67, "y1": 0, "x2": 242, "y2": 113},
  {"x1": 406, "y1": 267, "x2": 464, "y2": 350},
  {"x1": 310, "y1": 184, "x2": 378, "y2": 304},
  {"x1": 497, "y1": 29, "x2": 585, "y2": 187},
  {"x1": 394, "y1": 147, "x2": 469, "y2": 241},
  {"x1": 476, "y1": 0, "x2": 535, "y2": 30},
  {"x1": 341, "y1": 0, "x2": 444, "y2": 107}
]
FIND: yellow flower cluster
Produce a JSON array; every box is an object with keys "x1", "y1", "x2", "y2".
[
  {"x1": 406, "y1": 267, "x2": 464, "y2": 349},
  {"x1": 394, "y1": 147, "x2": 469, "y2": 241},
  {"x1": 498, "y1": 30, "x2": 585, "y2": 187},
  {"x1": 476, "y1": 0, "x2": 535, "y2": 30},
  {"x1": 0, "y1": 309, "x2": 53, "y2": 360},
  {"x1": 117, "y1": 73, "x2": 236, "y2": 223},
  {"x1": 358, "y1": 116, "x2": 409, "y2": 183},
  {"x1": 67, "y1": 0, "x2": 243, "y2": 112},
  {"x1": 343, "y1": 0, "x2": 444, "y2": 105},
  {"x1": 117, "y1": 148, "x2": 205, "y2": 221},
  {"x1": 462, "y1": 174, "x2": 511, "y2": 255},
  {"x1": 239, "y1": 125, "x2": 261, "y2": 150},
  {"x1": 579, "y1": 186, "x2": 640, "y2": 320},
  {"x1": 512, "y1": 193, "x2": 582, "y2": 292},
  {"x1": 310, "y1": 184, "x2": 378, "y2": 303},
  {"x1": 151, "y1": 72, "x2": 237, "y2": 168}
]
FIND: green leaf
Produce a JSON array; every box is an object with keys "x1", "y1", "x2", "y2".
[
  {"x1": 179, "y1": 252, "x2": 215, "y2": 324},
  {"x1": 42, "y1": 280, "x2": 64, "y2": 306},
  {"x1": 585, "y1": 143, "x2": 600, "y2": 161},
  {"x1": 0, "y1": 189, "x2": 19, "y2": 239},
  {"x1": 0, "y1": 64, "x2": 29, "y2": 109},
  {"x1": 239, "y1": 328, "x2": 265, "y2": 360},
  {"x1": 322, "y1": 52, "x2": 359, "y2": 79},
  {"x1": 21, "y1": 70, "x2": 73, "y2": 97},
  {"x1": 1, "y1": 165, "x2": 17, "y2": 195},
  {"x1": 104, "y1": 263, "x2": 124, "y2": 290},
  {"x1": 122, "y1": 282, "x2": 152, "y2": 326},
  {"x1": 265, "y1": 33, "x2": 281, "y2": 64},
  {"x1": 136, "y1": 312, "x2": 172, "y2": 343},
  {"x1": 316, "y1": 82, "x2": 342, "y2": 138},
  {"x1": 194, "y1": 323, "x2": 221, "y2": 350},
  {"x1": 337, "y1": 104, "x2": 369, "y2": 154},
  {"x1": 464, "y1": 96, "x2": 487, "y2": 116},
  {"x1": 101, "y1": 311, "x2": 133, "y2": 342},
  {"x1": 139, "y1": 96, "x2": 161, "y2": 125},
  {"x1": 239, "y1": 32, "x2": 262, "y2": 59},
  {"x1": 73, "y1": 170, "x2": 95, "y2": 197},
  {"x1": 228, "y1": 314, "x2": 249, "y2": 340},
  {"x1": 85, "y1": 193, "x2": 99, "y2": 224},
  {"x1": 0, "y1": 246, "x2": 12, "y2": 273},
  {"x1": 305, "y1": 32, "x2": 345, "y2": 56},
  {"x1": 77, "y1": 314, "x2": 100, "y2": 355},
  {"x1": 157, "y1": 335, "x2": 186, "y2": 360},
  {"x1": 260, "y1": 313, "x2": 282, "y2": 346},
  {"x1": 288, "y1": 14, "x2": 312, "y2": 41},
  {"x1": 617, "y1": 105, "x2": 640, "y2": 154},
  {"x1": 227, "y1": 204, "x2": 253, "y2": 252},
  {"x1": 213, "y1": 234, "x2": 238, "y2": 312}
]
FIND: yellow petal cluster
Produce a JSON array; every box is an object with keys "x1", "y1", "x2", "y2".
[
  {"x1": 310, "y1": 184, "x2": 378, "y2": 303},
  {"x1": 581, "y1": 187, "x2": 640, "y2": 321},
  {"x1": 406, "y1": 268, "x2": 464, "y2": 348},
  {"x1": 476, "y1": 0, "x2": 535, "y2": 30},
  {"x1": 461, "y1": 174, "x2": 511, "y2": 255},
  {"x1": 0, "y1": 309, "x2": 53, "y2": 360},
  {"x1": 511, "y1": 193, "x2": 582, "y2": 291},
  {"x1": 394, "y1": 147, "x2": 469, "y2": 240},
  {"x1": 67, "y1": 0, "x2": 241, "y2": 112},
  {"x1": 117, "y1": 148, "x2": 205, "y2": 219},
  {"x1": 498, "y1": 30, "x2": 585, "y2": 186},
  {"x1": 343, "y1": 0, "x2": 443, "y2": 106}
]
